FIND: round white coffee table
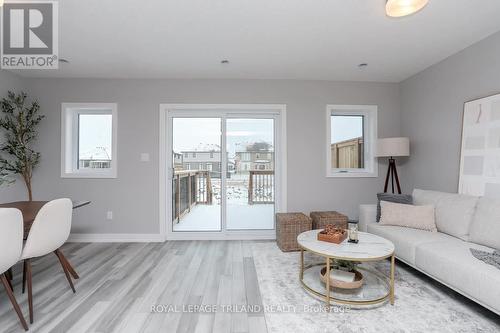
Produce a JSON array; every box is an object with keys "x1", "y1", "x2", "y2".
[{"x1": 297, "y1": 230, "x2": 396, "y2": 306}]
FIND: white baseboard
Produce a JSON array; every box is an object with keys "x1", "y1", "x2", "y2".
[
  {"x1": 67, "y1": 233, "x2": 165, "y2": 243},
  {"x1": 68, "y1": 231, "x2": 277, "y2": 242},
  {"x1": 164, "y1": 233, "x2": 276, "y2": 241}
]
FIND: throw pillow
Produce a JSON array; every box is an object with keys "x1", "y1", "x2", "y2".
[
  {"x1": 469, "y1": 197, "x2": 500, "y2": 250},
  {"x1": 412, "y1": 189, "x2": 478, "y2": 241},
  {"x1": 379, "y1": 201, "x2": 437, "y2": 232},
  {"x1": 376, "y1": 193, "x2": 413, "y2": 222}
]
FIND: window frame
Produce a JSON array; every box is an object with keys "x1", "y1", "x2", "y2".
[
  {"x1": 326, "y1": 105, "x2": 378, "y2": 178},
  {"x1": 61, "y1": 103, "x2": 118, "y2": 178}
]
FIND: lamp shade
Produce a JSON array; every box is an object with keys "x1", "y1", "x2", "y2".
[
  {"x1": 377, "y1": 137, "x2": 410, "y2": 157},
  {"x1": 386, "y1": 0, "x2": 429, "y2": 18}
]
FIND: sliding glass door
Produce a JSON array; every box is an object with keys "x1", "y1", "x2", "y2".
[
  {"x1": 171, "y1": 118, "x2": 222, "y2": 231},
  {"x1": 164, "y1": 105, "x2": 284, "y2": 239},
  {"x1": 226, "y1": 118, "x2": 275, "y2": 230}
]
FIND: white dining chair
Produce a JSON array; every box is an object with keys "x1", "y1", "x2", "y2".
[
  {"x1": 0, "y1": 208, "x2": 29, "y2": 331},
  {"x1": 21, "y1": 198, "x2": 75, "y2": 324}
]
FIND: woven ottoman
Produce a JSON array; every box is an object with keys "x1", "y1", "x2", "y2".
[
  {"x1": 276, "y1": 213, "x2": 312, "y2": 252},
  {"x1": 310, "y1": 211, "x2": 348, "y2": 230}
]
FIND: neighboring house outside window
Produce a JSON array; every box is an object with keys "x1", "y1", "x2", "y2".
[{"x1": 61, "y1": 103, "x2": 118, "y2": 178}]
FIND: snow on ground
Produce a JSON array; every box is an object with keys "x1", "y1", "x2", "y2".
[
  {"x1": 174, "y1": 173, "x2": 275, "y2": 231},
  {"x1": 173, "y1": 203, "x2": 274, "y2": 231}
]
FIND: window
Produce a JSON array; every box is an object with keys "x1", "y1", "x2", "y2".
[
  {"x1": 240, "y1": 152, "x2": 250, "y2": 161},
  {"x1": 61, "y1": 103, "x2": 117, "y2": 178},
  {"x1": 185, "y1": 163, "x2": 190, "y2": 170},
  {"x1": 326, "y1": 105, "x2": 377, "y2": 177},
  {"x1": 210, "y1": 152, "x2": 214, "y2": 158},
  {"x1": 206, "y1": 163, "x2": 213, "y2": 171},
  {"x1": 192, "y1": 152, "x2": 196, "y2": 158}
]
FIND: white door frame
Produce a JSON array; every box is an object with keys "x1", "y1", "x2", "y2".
[{"x1": 159, "y1": 104, "x2": 287, "y2": 240}]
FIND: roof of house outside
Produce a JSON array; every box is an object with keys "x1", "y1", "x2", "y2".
[
  {"x1": 80, "y1": 147, "x2": 111, "y2": 160},
  {"x1": 235, "y1": 142, "x2": 274, "y2": 153},
  {"x1": 180, "y1": 143, "x2": 221, "y2": 153}
]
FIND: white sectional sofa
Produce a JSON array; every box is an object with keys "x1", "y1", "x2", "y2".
[{"x1": 359, "y1": 189, "x2": 500, "y2": 315}]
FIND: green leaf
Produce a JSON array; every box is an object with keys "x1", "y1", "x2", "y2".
[{"x1": 0, "y1": 91, "x2": 44, "y2": 191}]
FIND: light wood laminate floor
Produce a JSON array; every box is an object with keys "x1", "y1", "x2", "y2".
[{"x1": 0, "y1": 241, "x2": 268, "y2": 333}]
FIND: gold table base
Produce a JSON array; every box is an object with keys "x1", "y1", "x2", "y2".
[{"x1": 299, "y1": 248, "x2": 395, "y2": 306}]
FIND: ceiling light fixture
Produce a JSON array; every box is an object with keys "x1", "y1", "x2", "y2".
[
  {"x1": 386, "y1": 0, "x2": 429, "y2": 17},
  {"x1": 0, "y1": 0, "x2": 4, "y2": 7}
]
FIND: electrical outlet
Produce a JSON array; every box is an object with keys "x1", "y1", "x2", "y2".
[
  {"x1": 106, "y1": 211, "x2": 113, "y2": 220},
  {"x1": 140, "y1": 153, "x2": 150, "y2": 162}
]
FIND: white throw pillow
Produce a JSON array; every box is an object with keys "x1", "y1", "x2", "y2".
[
  {"x1": 469, "y1": 197, "x2": 500, "y2": 250},
  {"x1": 412, "y1": 189, "x2": 478, "y2": 240},
  {"x1": 379, "y1": 201, "x2": 437, "y2": 232}
]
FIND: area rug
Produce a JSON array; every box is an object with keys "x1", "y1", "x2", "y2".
[{"x1": 251, "y1": 242, "x2": 500, "y2": 333}]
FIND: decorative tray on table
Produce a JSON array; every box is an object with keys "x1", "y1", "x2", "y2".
[{"x1": 317, "y1": 224, "x2": 347, "y2": 244}]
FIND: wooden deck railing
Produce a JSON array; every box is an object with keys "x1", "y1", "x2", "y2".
[
  {"x1": 248, "y1": 170, "x2": 274, "y2": 204},
  {"x1": 173, "y1": 170, "x2": 212, "y2": 223}
]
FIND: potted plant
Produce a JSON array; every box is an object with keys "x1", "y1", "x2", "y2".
[
  {"x1": 0, "y1": 170, "x2": 12, "y2": 187},
  {"x1": 0, "y1": 91, "x2": 44, "y2": 201}
]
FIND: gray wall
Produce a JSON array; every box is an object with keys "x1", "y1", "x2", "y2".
[
  {"x1": 400, "y1": 31, "x2": 500, "y2": 193},
  {"x1": 15, "y1": 79, "x2": 400, "y2": 234},
  {"x1": 0, "y1": 70, "x2": 33, "y2": 202},
  {"x1": 4, "y1": 26, "x2": 500, "y2": 236}
]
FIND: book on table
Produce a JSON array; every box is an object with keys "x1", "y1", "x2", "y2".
[{"x1": 330, "y1": 269, "x2": 355, "y2": 282}]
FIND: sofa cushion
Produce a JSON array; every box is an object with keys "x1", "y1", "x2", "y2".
[
  {"x1": 367, "y1": 223, "x2": 455, "y2": 265},
  {"x1": 415, "y1": 240, "x2": 500, "y2": 313},
  {"x1": 376, "y1": 193, "x2": 413, "y2": 222},
  {"x1": 412, "y1": 189, "x2": 478, "y2": 241},
  {"x1": 379, "y1": 201, "x2": 437, "y2": 232},
  {"x1": 469, "y1": 197, "x2": 500, "y2": 250}
]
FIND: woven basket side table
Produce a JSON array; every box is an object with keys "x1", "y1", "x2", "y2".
[
  {"x1": 310, "y1": 211, "x2": 348, "y2": 230},
  {"x1": 276, "y1": 213, "x2": 312, "y2": 252}
]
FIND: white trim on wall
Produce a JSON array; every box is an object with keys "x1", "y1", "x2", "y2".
[
  {"x1": 159, "y1": 104, "x2": 287, "y2": 241},
  {"x1": 60, "y1": 103, "x2": 118, "y2": 178},
  {"x1": 326, "y1": 104, "x2": 378, "y2": 178},
  {"x1": 67, "y1": 233, "x2": 164, "y2": 243}
]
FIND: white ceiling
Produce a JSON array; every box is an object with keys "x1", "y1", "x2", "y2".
[{"x1": 14, "y1": 0, "x2": 500, "y2": 82}]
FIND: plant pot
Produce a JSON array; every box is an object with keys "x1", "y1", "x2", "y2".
[{"x1": 320, "y1": 267, "x2": 363, "y2": 289}]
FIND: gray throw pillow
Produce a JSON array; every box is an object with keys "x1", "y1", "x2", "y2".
[{"x1": 376, "y1": 193, "x2": 413, "y2": 222}]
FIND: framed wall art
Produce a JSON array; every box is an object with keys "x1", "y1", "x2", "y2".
[{"x1": 459, "y1": 92, "x2": 500, "y2": 198}]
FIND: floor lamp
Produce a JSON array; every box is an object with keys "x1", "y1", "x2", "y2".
[{"x1": 376, "y1": 137, "x2": 410, "y2": 194}]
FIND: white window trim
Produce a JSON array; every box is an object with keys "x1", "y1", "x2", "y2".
[
  {"x1": 326, "y1": 105, "x2": 378, "y2": 178},
  {"x1": 61, "y1": 103, "x2": 118, "y2": 178}
]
